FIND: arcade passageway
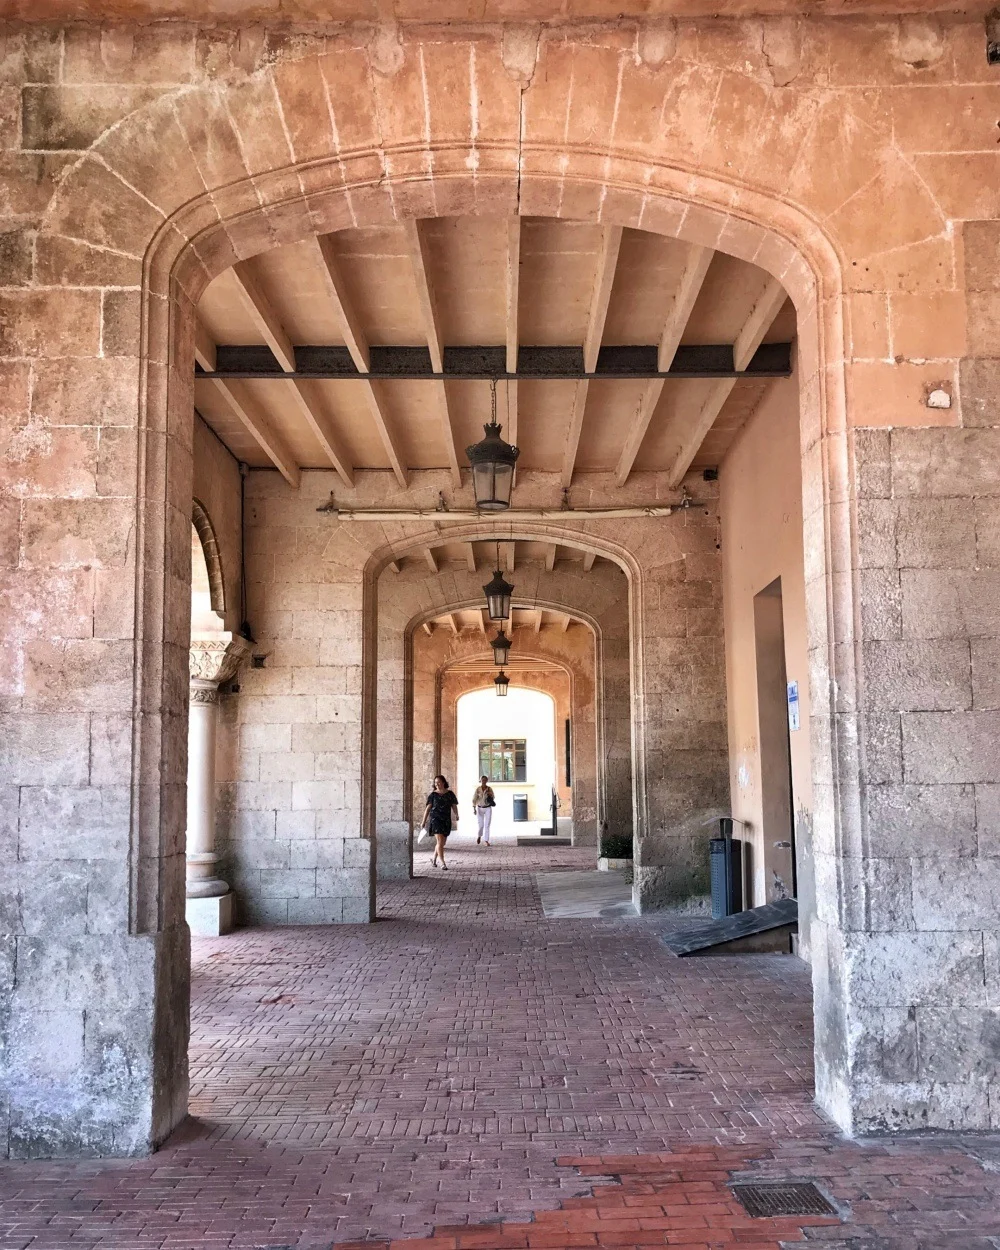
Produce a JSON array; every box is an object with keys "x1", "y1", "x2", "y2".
[
  {"x1": 1, "y1": 842, "x2": 997, "y2": 1249},
  {"x1": 3, "y1": 1, "x2": 1000, "y2": 1182}
]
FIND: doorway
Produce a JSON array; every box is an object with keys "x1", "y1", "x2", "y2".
[
  {"x1": 753, "y1": 579, "x2": 796, "y2": 901},
  {"x1": 456, "y1": 687, "x2": 558, "y2": 837}
]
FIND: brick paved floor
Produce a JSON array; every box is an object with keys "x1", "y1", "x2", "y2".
[{"x1": 1, "y1": 838, "x2": 999, "y2": 1249}]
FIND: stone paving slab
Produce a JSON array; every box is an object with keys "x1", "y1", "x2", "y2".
[{"x1": 0, "y1": 843, "x2": 998, "y2": 1249}]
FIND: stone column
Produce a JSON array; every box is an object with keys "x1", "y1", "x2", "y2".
[{"x1": 187, "y1": 637, "x2": 251, "y2": 935}]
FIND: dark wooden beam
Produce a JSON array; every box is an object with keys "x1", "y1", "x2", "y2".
[{"x1": 197, "y1": 342, "x2": 792, "y2": 381}]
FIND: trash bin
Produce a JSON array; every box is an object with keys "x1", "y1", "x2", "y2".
[
  {"x1": 512, "y1": 793, "x2": 529, "y2": 822},
  {"x1": 710, "y1": 817, "x2": 743, "y2": 919}
]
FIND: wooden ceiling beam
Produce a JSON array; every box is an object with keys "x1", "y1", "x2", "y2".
[
  {"x1": 583, "y1": 226, "x2": 623, "y2": 373},
  {"x1": 194, "y1": 320, "x2": 217, "y2": 372},
  {"x1": 614, "y1": 243, "x2": 713, "y2": 487},
  {"x1": 534, "y1": 609, "x2": 543, "y2": 634},
  {"x1": 421, "y1": 621, "x2": 433, "y2": 636},
  {"x1": 505, "y1": 542, "x2": 516, "y2": 573},
  {"x1": 582, "y1": 551, "x2": 596, "y2": 572},
  {"x1": 431, "y1": 378, "x2": 462, "y2": 489},
  {"x1": 228, "y1": 262, "x2": 357, "y2": 486},
  {"x1": 445, "y1": 612, "x2": 459, "y2": 635},
  {"x1": 465, "y1": 544, "x2": 477, "y2": 573},
  {"x1": 310, "y1": 237, "x2": 405, "y2": 487},
  {"x1": 314, "y1": 235, "x2": 370, "y2": 372},
  {"x1": 286, "y1": 381, "x2": 355, "y2": 488},
  {"x1": 545, "y1": 544, "x2": 557, "y2": 572},
  {"x1": 402, "y1": 220, "x2": 461, "y2": 485},
  {"x1": 478, "y1": 608, "x2": 488, "y2": 635},
  {"x1": 562, "y1": 225, "x2": 623, "y2": 488},
  {"x1": 403, "y1": 219, "x2": 444, "y2": 372},
  {"x1": 198, "y1": 319, "x2": 300, "y2": 488},
  {"x1": 230, "y1": 261, "x2": 296, "y2": 372},
  {"x1": 206, "y1": 377, "x2": 300, "y2": 490},
  {"x1": 560, "y1": 613, "x2": 572, "y2": 633},
  {"x1": 666, "y1": 277, "x2": 788, "y2": 489},
  {"x1": 360, "y1": 380, "x2": 408, "y2": 488},
  {"x1": 424, "y1": 547, "x2": 439, "y2": 574}
]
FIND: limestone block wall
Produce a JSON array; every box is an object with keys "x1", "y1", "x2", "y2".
[
  {"x1": 213, "y1": 473, "x2": 372, "y2": 925},
  {"x1": 827, "y1": 221, "x2": 1000, "y2": 1131}
]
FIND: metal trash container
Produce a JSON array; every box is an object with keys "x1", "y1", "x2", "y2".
[
  {"x1": 512, "y1": 793, "x2": 529, "y2": 822},
  {"x1": 710, "y1": 817, "x2": 743, "y2": 918}
]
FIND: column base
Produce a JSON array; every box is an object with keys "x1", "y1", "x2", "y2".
[{"x1": 186, "y1": 893, "x2": 233, "y2": 937}]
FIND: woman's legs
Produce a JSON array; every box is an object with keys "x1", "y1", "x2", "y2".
[
  {"x1": 435, "y1": 833, "x2": 448, "y2": 868},
  {"x1": 480, "y1": 806, "x2": 492, "y2": 845},
  {"x1": 476, "y1": 807, "x2": 486, "y2": 843}
]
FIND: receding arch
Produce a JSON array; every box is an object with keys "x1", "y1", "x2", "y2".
[
  {"x1": 59, "y1": 60, "x2": 857, "y2": 1139},
  {"x1": 191, "y1": 499, "x2": 226, "y2": 620}
]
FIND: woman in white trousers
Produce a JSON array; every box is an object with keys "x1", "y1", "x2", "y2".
[{"x1": 472, "y1": 776, "x2": 495, "y2": 846}]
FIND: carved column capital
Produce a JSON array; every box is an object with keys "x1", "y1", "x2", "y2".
[{"x1": 188, "y1": 632, "x2": 253, "y2": 688}]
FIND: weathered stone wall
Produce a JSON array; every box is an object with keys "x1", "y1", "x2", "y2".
[
  {"x1": 2, "y1": 13, "x2": 998, "y2": 1154},
  {"x1": 821, "y1": 219, "x2": 1000, "y2": 1132}
]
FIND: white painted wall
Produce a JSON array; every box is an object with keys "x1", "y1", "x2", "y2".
[{"x1": 455, "y1": 687, "x2": 557, "y2": 833}]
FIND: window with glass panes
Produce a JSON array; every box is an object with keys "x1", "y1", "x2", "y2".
[{"x1": 479, "y1": 739, "x2": 527, "y2": 783}]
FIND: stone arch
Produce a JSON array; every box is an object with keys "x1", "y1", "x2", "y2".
[
  {"x1": 409, "y1": 599, "x2": 604, "y2": 848},
  {"x1": 378, "y1": 561, "x2": 626, "y2": 879},
  {"x1": 440, "y1": 650, "x2": 575, "y2": 835},
  {"x1": 191, "y1": 499, "x2": 226, "y2": 620},
  {"x1": 115, "y1": 140, "x2": 854, "y2": 975},
  {"x1": 33, "y1": 34, "x2": 878, "y2": 1144},
  {"x1": 449, "y1": 678, "x2": 564, "y2": 833}
]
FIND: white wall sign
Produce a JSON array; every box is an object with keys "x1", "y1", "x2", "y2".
[{"x1": 787, "y1": 680, "x2": 800, "y2": 732}]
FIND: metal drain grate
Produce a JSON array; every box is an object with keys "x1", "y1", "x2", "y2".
[{"x1": 731, "y1": 1181, "x2": 837, "y2": 1218}]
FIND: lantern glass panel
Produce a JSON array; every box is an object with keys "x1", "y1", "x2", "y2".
[
  {"x1": 491, "y1": 631, "x2": 511, "y2": 666},
  {"x1": 483, "y1": 569, "x2": 513, "y2": 620},
  {"x1": 472, "y1": 462, "x2": 514, "y2": 511}
]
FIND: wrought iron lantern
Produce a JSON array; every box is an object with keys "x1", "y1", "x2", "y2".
[
  {"x1": 494, "y1": 669, "x2": 510, "y2": 698},
  {"x1": 466, "y1": 379, "x2": 520, "y2": 511},
  {"x1": 483, "y1": 544, "x2": 514, "y2": 621},
  {"x1": 490, "y1": 627, "x2": 511, "y2": 667}
]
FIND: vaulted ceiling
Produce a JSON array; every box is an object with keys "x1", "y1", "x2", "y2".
[{"x1": 195, "y1": 215, "x2": 795, "y2": 490}]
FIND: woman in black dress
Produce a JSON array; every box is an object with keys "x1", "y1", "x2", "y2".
[{"x1": 420, "y1": 774, "x2": 459, "y2": 870}]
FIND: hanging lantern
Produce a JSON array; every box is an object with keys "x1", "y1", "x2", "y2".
[
  {"x1": 494, "y1": 669, "x2": 510, "y2": 698},
  {"x1": 466, "y1": 379, "x2": 520, "y2": 511},
  {"x1": 483, "y1": 544, "x2": 514, "y2": 621},
  {"x1": 490, "y1": 627, "x2": 511, "y2": 667}
]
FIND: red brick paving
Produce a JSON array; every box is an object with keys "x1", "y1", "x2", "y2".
[{"x1": 1, "y1": 838, "x2": 999, "y2": 1249}]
